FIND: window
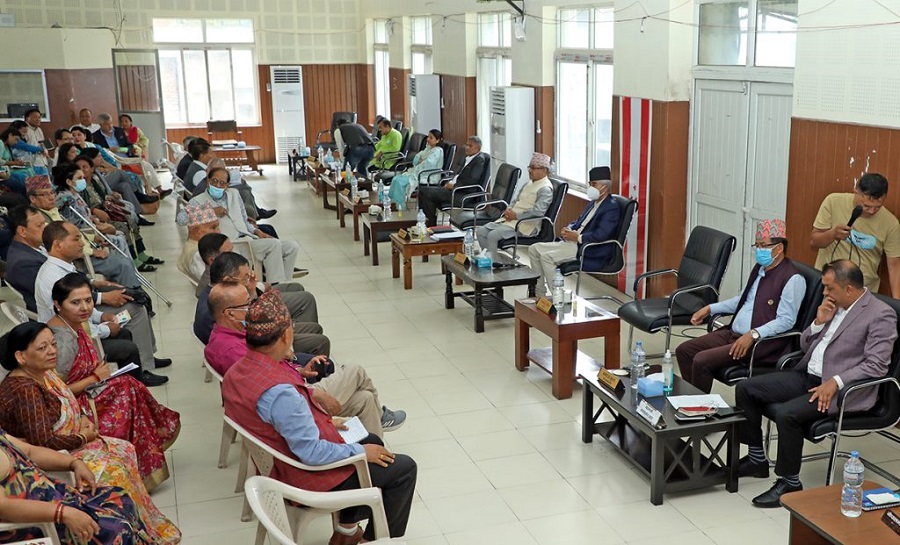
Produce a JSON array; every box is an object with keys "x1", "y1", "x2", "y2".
[
  {"x1": 555, "y1": 8, "x2": 614, "y2": 186},
  {"x1": 697, "y1": 0, "x2": 797, "y2": 68},
  {"x1": 373, "y1": 19, "x2": 391, "y2": 119},
  {"x1": 410, "y1": 17, "x2": 433, "y2": 75},
  {"x1": 476, "y1": 13, "x2": 513, "y2": 154},
  {"x1": 154, "y1": 18, "x2": 259, "y2": 125}
]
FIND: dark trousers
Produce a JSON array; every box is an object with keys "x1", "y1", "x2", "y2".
[
  {"x1": 345, "y1": 145, "x2": 375, "y2": 173},
  {"x1": 100, "y1": 327, "x2": 144, "y2": 376},
  {"x1": 417, "y1": 185, "x2": 453, "y2": 226},
  {"x1": 735, "y1": 370, "x2": 822, "y2": 476},
  {"x1": 675, "y1": 328, "x2": 743, "y2": 393},
  {"x1": 332, "y1": 434, "x2": 417, "y2": 540}
]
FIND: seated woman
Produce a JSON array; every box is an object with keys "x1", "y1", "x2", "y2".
[
  {"x1": 0, "y1": 127, "x2": 35, "y2": 194},
  {"x1": 0, "y1": 322, "x2": 180, "y2": 542},
  {"x1": 47, "y1": 273, "x2": 180, "y2": 485},
  {"x1": 0, "y1": 430, "x2": 154, "y2": 544},
  {"x1": 119, "y1": 114, "x2": 150, "y2": 160},
  {"x1": 388, "y1": 129, "x2": 444, "y2": 209},
  {"x1": 56, "y1": 142, "x2": 82, "y2": 165}
]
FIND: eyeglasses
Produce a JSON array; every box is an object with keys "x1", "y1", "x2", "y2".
[
  {"x1": 208, "y1": 177, "x2": 229, "y2": 187},
  {"x1": 32, "y1": 191, "x2": 54, "y2": 198},
  {"x1": 751, "y1": 242, "x2": 781, "y2": 249},
  {"x1": 226, "y1": 272, "x2": 256, "y2": 285}
]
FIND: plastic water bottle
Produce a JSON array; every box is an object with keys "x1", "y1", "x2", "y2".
[
  {"x1": 381, "y1": 183, "x2": 391, "y2": 219},
  {"x1": 317, "y1": 145, "x2": 324, "y2": 164},
  {"x1": 552, "y1": 268, "x2": 565, "y2": 306},
  {"x1": 662, "y1": 349, "x2": 674, "y2": 394},
  {"x1": 630, "y1": 341, "x2": 646, "y2": 391},
  {"x1": 416, "y1": 208, "x2": 427, "y2": 240},
  {"x1": 349, "y1": 169, "x2": 358, "y2": 199},
  {"x1": 841, "y1": 451, "x2": 865, "y2": 517},
  {"x1": 464, "y1": 229, "x2": 474, "y2": 258}
]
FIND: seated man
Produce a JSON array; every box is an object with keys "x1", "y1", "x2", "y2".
[
  {"x1": 676, "y1": 219, "x2": 807, "y2": 394},
  {"x1": 175, "y1": 136, "x2": 200, "y2": 182},
  {"x1": 183, "y1": 138, "x2": 213, "y2": 194},
  {"x1": 527, "y1": 166, "x2": 620, "y2": 295},
  {"x1": 336, "y1": 120, "x2": 376, "y2": 172},
  {"x1": 70, "y1": 107, "x2": 100, "y2": 135},
  {"x1": 194, "y1": 158, "x2": 275, "y2": 221},
  {"x1": 177, "y1": 202, "x2": 220, "y2": 284},
  {"x1": 475, "y1": 152, "x2": 554, "y2": 259},
  {"x1": 91, "y1": 112, "x2": 135, "y2": 157},
  {"x1": 735, "y1": 260, "x2": 897, "y2": 507},
  {"x1": 189, "y1": 166, "x2": 299, "y2": 284},
  {"x1": 370, "y1": 118, "x2": 402, "y2": 170},
  {"x1": 206, "y1": 282, "x2": 405, "y2": 435},
  {"x1": 222, "y1": 291, "x2": 417, "y2": 543},
  {"x1": 417, "y1": 135, "x2": 488, "y2": 227},
  {"x1": 23, "y1": 108, "x2": 48, "y2": 170},
  {"x1": 50, "y1": 127, "x2": 74, "y2": 167},
  {"x1": 195, "y1": 232, "x2": 232, "y2": 297},
  {"x1": 194, "y1": 251, "x2": 327, "y2": 355},
  {"x1": 6, "y1": 205, "x2": 50, "y2": 311}
]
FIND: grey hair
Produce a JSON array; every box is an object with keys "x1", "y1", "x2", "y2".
[
  {"x1": 96, "y1": 113, "x2": 112, "y2": 123},
  {"x1": 467, "y1": 135, "x2": 482, "y2": 148}
]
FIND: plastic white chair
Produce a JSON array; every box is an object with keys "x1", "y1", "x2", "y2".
[
  {"x1": 223, "y1": 415, "x2": 371, "y2": 545},
  {"x1": 0, "y1": 524, "x2": 59, "y2": 545},
  {"x1": 244, "y1": 476, "x2": 405, "y2": 545},
  {"x1": 0, "y1": 301, "x2": 33, "y2": 325}
]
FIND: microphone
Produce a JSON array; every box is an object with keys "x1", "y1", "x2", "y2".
[{"x1": 848, "y1": 205, "x2": 863, "y2": 228}]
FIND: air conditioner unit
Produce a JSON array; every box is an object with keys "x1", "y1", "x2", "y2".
[
  {"x1": 408, "y1": 74, "x2": 441, "y2": 134},
  {"x1": 490, "y1": 86, "x2": 534, "y2": 184},
  {"x1": 269, "y1": 66, "x2": 307, "y2": 165}
]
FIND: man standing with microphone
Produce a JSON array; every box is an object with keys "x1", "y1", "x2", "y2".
[{"x1": 810, "y1": 173, "x2": 900, "y2": 298}]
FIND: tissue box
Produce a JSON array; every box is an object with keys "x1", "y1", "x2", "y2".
[
  {"x1": 474, "y1": 255, "x2": 493, "y2": 268},
  {"x1": 637, "y1": 377, "x2": 664, "y2": 397}
]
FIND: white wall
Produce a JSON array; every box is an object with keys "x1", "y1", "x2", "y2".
[
  {"x1": 432, "y1": 14, "x2": 477, "y2": 77},
  {"x1": 0, "y1": 29, "x2": 116, "y2": 69},
  {"x1": 510, "y1": 6, "x2": 557, "y2": 87}
]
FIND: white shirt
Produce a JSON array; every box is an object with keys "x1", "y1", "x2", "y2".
[
  {"x1": 806, "y1": 290, "x2": 866, "y2": 388},
  {"x1": 35, "y1": 256, "x2": 108, "y2": 337}
]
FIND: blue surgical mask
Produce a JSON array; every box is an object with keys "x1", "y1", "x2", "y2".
[
  {"x1": 850, "y1": 229, "x2": 877, "y2": 251},
  {"x1": 208, "y1": 185, "x2": 225, "y2": 200},
  {"x1": 755, "y1": 247, "x2": 775, "y2": 267},
  {"x1": 74, "y1": 179, "x2": 87, "y2": 192}
]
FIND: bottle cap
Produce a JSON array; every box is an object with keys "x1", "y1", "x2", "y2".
[{"x1": 851, "y1": 450, "x2": 859, "y2": 458}]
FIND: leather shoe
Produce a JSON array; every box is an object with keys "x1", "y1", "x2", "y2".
[
  {"x1": 154, "y1": 357, "x2": 173, "y2": 368},
  {"x1": 158, "y1": 188, "x2": 173, "y2": 199},
  {"x1": 738, "y1": 456, "x2": 770, "y2": 478},
  {"x1": 138, "y1": 216, "x2": 155, "y2": 226},
  {"x1": 328, "y1": 526, "x2": 363, "y2": 545},
  {"x1": 136, "y1": 193, "x2": 159, "y2": 204},
  {"x1": 257, "y1": 208, "x2": 277, "y2": 219},
  {"x1": 752, "y1": 478, "x2": 802, "y2": 508},
  {"x1": 136, "y1": 371, "x2": 169, "y2": 387}
]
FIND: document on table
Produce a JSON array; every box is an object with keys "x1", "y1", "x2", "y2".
[
  {"x1": 338, "y1": 416, "x2": 368, "y2": 443},
  {"x1": 667, "y1": 394, "x2": 730, "y2": 409},
  {"x1": 431, "y1": 231, "x2": 466, "y2": 240}
]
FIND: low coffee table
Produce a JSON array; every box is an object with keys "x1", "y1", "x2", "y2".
[
  {"x1": 781, "y1": 481, "x2": 898, "y2": 544},
  {"x1": 361, "y1": 213, "x2": 416, "y2": 266},
  {"x1": 337, "y1": 192, "x2": 373, "y2": 241},
  {"x1": 390, "y1": 233, "x2": 464, "y2": 289},
  {"x1": 442, "y1": 255, "x2": 539, "y2": 333},
  {"x1": 515, "y1": 296, "x2": 621, "y2": 399},
  {"x1": 581, "y1": 373, "x2": 745, "y2": 505},
  {"x1": 321, "y1": 173, "x2": 372, "y2": 216}
]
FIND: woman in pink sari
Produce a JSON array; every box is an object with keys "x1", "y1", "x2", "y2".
[{"x1": 45, "y1": 273, "x2": 180, "y2": 490}]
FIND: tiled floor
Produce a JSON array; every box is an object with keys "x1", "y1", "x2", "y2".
[{"x1": 138, "y1": 165, "x2": 900, "y2": 544}]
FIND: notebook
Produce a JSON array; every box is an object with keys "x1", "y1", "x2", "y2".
[
  {"x1": 862, "y1": 487, "x2": 900, "y2": 511},
  {"x1": 337, "y1": 416, "x2": 368, "y2": 444}
]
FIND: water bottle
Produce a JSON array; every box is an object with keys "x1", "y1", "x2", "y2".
[
  {"x1": 630, "y1": 341, "x2": 646, "y2": 391},
  {"x1": 552, "y1": 268, "x2": 565, "y2": 306},
  {"x1": 349, "y1": 169, "x2": 358, "y2": 199},
  {"x1": 317, "y1": 145, "x2": 324, "y2": 164},
  {"x1": 662, "y1": 349, "x2": 674, "y2": 394},
  {"x1": 416, "y1": 208, "x2": 427, "y2": 240},
  {"x1": 841, "y1": 451, "x2": 865, "y2": 517},
  {"x1": 463, "y1": 229, "x2": 475, "y2": 258},
  {"x1": 381, "y1": 183, "x2": 391, "y2": 219}
]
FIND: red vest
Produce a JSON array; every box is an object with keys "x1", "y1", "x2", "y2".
[{"x1": 222, "y1": 351, "x2": 353, "y2": 492}]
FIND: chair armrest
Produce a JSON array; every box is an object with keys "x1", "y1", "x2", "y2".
[
  {"x1": 632, "y1": 268, "x2": 678, "y2": 297},
  {"x1": 746, "y1": 330, "x2": 801, "y2": 375},
  {"x1": 449, "y1": 185, "x2": 482, "y2": 204},
  {"x1": 459, "y1": 190, "x2": 490, "y2": 209},
  {"x1": 776, "y1": 350, "x2": 805, "y2": 370},
  {"x1": 707, "y1": 312, "x2": 735, "y2": 332},
  {"x1": 577, "y1": 240, "x2": 625, "y2": 272},
  {"x1": 424, "y1": 169, "x2": 455, "y2": 186},
  {"x1": 669, "y1": 283, "x2": 719, "y2": 312},
  {"x1": 837, "y1": 376, "x2": 900, "y2": 408},
  {"x1": 513, "y1": 217, "x2": 555, "y2": 246},
  {"x1": 472, "y1": 199, "x2": 509, "y2": 230}
]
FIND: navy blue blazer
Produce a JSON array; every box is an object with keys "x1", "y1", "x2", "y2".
[
  {"x1": 92, "y1": 127, "x2": 135, "y2": 156},
  {"x1": 6, "y1": 240, "x2": 47, "y2": 312},
  {"x1": 569, "y1": 195, "x2": 621, "y2": 271}
]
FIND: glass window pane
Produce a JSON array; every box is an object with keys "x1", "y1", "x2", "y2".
[
  {"x1": 231, "y1": 50, "x2": 257, "y2": 124},
  {"x1": 374, "y1": 20, "x2": 388, "y2": 44},
  {"x1": 206, "y1": 19, "x2": 254, "y2": 43},
  {"x1": 698, "y1": 2, "x2": 749, "y2": 66},
  {"x1": 499, "y1": 13, "x2": 512, "y2": 48},
  {"x1": 159, "y1": 51, "x2": 186, "y2": 123},
  {"x1": 412, "y1": 17, "x2": 432, "y2": 45},
  {"x1": 412, "y1": 52, "x2": 425, "y2": 75},
  {"x1": 594, "y1": 64, "x2": 614, "y2": 170},
  {"x1": 755, "y1": 0, "x2": 797, "y2": 67},
  {"x1": 593, "y1": 8, "x2": 614, "y2": 49},
  {"x1": 207, "y1": 50, "x2": 234, "y2": 120},
  {"x1": 477, "y1": 56, "x2": 500, "y2": 154},
  {"x1": 556, "y1": 62, "x2": 589, "y2": 183},
  {"x1": 558, "y1": 9, "x2": 590, "y2": 49},
  {"x1": 152, "y1": 18, "x2": 203, "y2": 43},
  {"x1": 183, "y1": 50, "x2": 210, "y2": 124},
  {"x1": 375, "y1": 49, "x2": 391, "y2": 119},
  {"x1": 479, "y1": 13, "x2": 499, "y2": 47}
]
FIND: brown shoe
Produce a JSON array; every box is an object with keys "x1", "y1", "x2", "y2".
[{"x1": 328, "y1": 526, "x2": 363, "y2": 545}]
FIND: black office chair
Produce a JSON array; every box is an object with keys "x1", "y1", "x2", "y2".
[
  {"x1": 385, "y1": 132, "x2": 428, "y2": 173},
  {"x1": 711, "y1": 262, "x2": 823, "y2": 386},
  {"x1": 497, "y1": 180, "x2": 569, "y2": 261},
  {"x1": 448, "y1": 162, "x2": 520, "y2": 231},
  {"x1": 419, "y1": 141, "x2": 458, "y2": 186},
  {"x1": 617, "y1": 226, "x2": 737, "y2": 353},
  {"x1": 558, "y1": 195, "x2": 638, "y2": 302},
  {"x1": 432, "y1": 153, "x2": 492, "y2": 222},
  {"x1": 762, "y1": 294, "x2": 900, "y2": 486},
  {"x1": 315, "y1": 111, "x2": 357, "y2": 152}
]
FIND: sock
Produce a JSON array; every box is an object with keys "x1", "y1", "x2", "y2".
[
  {"x1": 335, "y1": 524, "x2": 358, "y2": 536},
  {"x1": 748, "y1": 446, "x2": 767, "y2": 465},
  {"x1": 137, "y1": 252, "x2": 149, "y2": 261},
  {"x1": 781, "y1": 473, "x2": 801, "y2": 487}
]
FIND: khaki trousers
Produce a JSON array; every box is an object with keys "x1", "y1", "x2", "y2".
[{"x1": 313, "y1": 363, "x2": 384, "y2": 437}]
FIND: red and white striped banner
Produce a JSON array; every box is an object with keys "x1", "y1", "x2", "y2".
[{"x1": 618, "y1": 97, "x2": 652, "y2": 298}]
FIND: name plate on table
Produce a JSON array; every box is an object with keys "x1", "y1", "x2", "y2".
[
  {"x1": 454, "y1": 252, "x2": 468, "y2": 265},
  {"x1": 397, "y1": 228, "x2": 408, "y2": 239},
  {"x1": 341, "y1": 188, "x2": 350, "y2": 196},
  {"x1": 637, "y1": 399, "x2": 664, "y2": 428},
  {"x1": 535, "y1": 297, "x2": 556, "y2": 316},
  {"x1": 597, "y1": 368, "x2": 622, "y2": 391},
  {"x1": 884, "y1": 510, "x2": 900, "y2": 536}
]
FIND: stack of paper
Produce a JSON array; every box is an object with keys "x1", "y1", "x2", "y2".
[{"x1": 667, "y1": 394, "x2": 730, "y2": 409}]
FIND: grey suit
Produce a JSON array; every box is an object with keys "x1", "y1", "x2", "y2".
[{"x1": 736, "y1": 290, "x2": 898, "y2": 476}]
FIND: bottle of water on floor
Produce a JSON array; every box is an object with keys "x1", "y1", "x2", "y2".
[
  {"x1": 841, "y1": 451, "x2": 865, "y2": 517},
  {"x1": 630, "y1": 341, "x2": 646, "y2": 391},
  {"x1": 464, "y1": 229, "x2": 475, "y2": 258},
  {"x1": 552, "y1": 268, "x2": 565, "y2": 306},
  {"x1": 662, "y1": 349, "x2": 674, "y2": 394}
]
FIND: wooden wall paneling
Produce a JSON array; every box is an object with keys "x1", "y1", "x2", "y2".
[
  {"x1": 257, "y1": 64, "x2": 275, "y2": 163},
  {"x1": 438, "y1": 74, "x2": 470, "y2": 156},
  {"x1": 531, "y1": 86, "x2": 554, "y2": 156},
  {"x1": 356, "y1": 64, "x2": 376, "y2": 127},
  {"x1": 465, "y1": 77, "x2": 477, "y2": 139},
  {"x1": 115, "y1": 65, "x2": 159, "y2": 112},
  {"x1": 44, "y1": 68, "x2": 117, "y2": 129},
  {"x1": 389, "y1": 68, "x2": 410, "y2": 127},
  {"x1": 301, "y1": 64, "x2": 362, "y2": 149}
]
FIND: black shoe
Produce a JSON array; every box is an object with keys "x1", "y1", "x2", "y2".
[
  {"x1": 158, "y1": 188, "x2": 173, "y2": 199},
  {"x1": 138, "y1": 216, "x2": 155, "y2": 226},
  {"x1": 144, "y1": 256, "x2": 165, "y2": 265},
  {"x1": 738, "y1": 456, "x2": 770, "y2": 478},
  {"x1": 752, "y1": 478, "x2": 802, "y2": 508},
  {"x1": 137, "y1": 370, "x2": 169, "y2": 387},
  {"x1": 257, "y1": 208, "x2": 277, "y2": 219},
  {"x1": 154, "y1": 357, "x2": 172, "y2": 368},
  {"x1": 136, "y1": 193, "x2": 160, "y2": 204},
  {"x1": 137, "y1": 263, "x2": 157, "y2": 272}
]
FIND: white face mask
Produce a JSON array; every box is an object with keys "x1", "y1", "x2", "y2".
[{"x1": 586, "y1": 186, "x2": 602, "y2": 201}]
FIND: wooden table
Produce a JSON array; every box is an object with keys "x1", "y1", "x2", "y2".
[
  {"x1": 390, "y1": 233, "x2": 464, "y2": 289},
  {"x1": 337, "y1": 192, "x2": 373, "y2": 240},
  {"x1": 442, "y1": 255, "x2": 539, "y2": 333},
  {"x1": 361, "y1": 213, "x2": 416, "y2": 266},
  {"x1": 515, "y1": 296, "x2": 621, "y2": 399},
  {"x1": 781, "y1": 481, "x2": 900, "y2": 544},
  {"x1": 582, "y1": 373, "x2": 745, "y2": 505},
  {"x1": 322, "y1": 175, "x2": 374, "y2": 218},
  {"x1": 211, "y1": 145, "x2": 263, "y2": 175}
]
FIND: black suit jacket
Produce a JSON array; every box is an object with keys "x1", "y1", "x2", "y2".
[
  {"x1": 6, "y1": 240, "x2": 47, "y2": 312},
  {"x1": 92, "y1": 127, "x2": 134, "y2": 155},
  {"x1": 454, "y1": 153, "x2": 488, "y2": 188}
]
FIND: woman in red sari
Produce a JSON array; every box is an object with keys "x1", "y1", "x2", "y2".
[{"x1": 46, "y1": 272, "x2": 180, "y2": 490}]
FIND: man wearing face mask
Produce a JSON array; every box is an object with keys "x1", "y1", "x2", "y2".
[
  {"x1": 675, "y1": 219, "x2": 806, "y2": 394},
  {"x1": 810, "y1": 173, "x2": 900, "y2": 298},
  {"x1": 526, "y1": 166, "x2": 620, "y2": 295}
]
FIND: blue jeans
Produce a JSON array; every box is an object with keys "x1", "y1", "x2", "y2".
[{"x1": 345, "y1": 145, "x2": 375, "y2": 173}]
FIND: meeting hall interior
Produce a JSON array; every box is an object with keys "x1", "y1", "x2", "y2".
[{"x1": 3, "y1": 0, "x2": 900, "y2": 544}]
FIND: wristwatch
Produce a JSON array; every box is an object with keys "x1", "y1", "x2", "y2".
[{"x1": 750, "y1": 329, "x2": 760, "y2": 341}]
